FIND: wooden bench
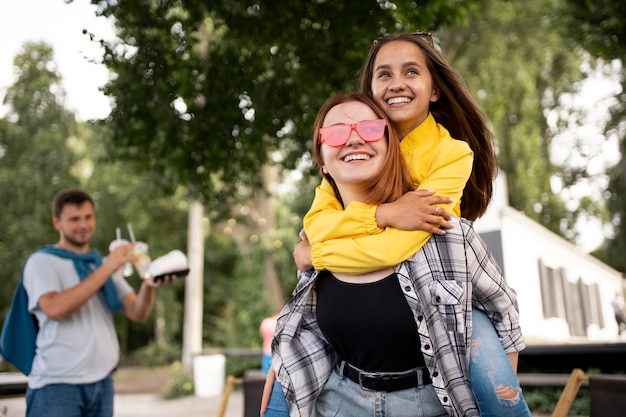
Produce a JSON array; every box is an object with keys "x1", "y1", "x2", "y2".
[
  {"x1": 551, "y1": 368, "x2": 626, "y2": 417},
  {"x1": 217, "y1": 370, "x2": 265, "y2": 417},
  {"x1": 518, "y1": 372, "x2": 588, "y2": 387}
]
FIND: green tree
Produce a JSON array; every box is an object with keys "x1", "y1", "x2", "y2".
[
  {"x1": 440, "y1": 0, "x2": 585, "y2": 239},
  {"x1": 559, "y1": 0, "x2": 626, "y2": 271},
  {"x1": 89, "y1": 0, "x2": 478, "y2": 206},
  {"x1": 0, "y1": 42, "x2": 191, "y2": 360},
  {"x1": 0, "y1": 42, "x2": 78, "y2": 320},
  {"x1": 77, "y1": 122, "x2": 190, "y2": 354},
  {"x1": 87, "y1": 0, "x2": 481, "y2": 323}
]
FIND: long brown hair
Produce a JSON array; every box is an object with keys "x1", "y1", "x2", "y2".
[
  {"x1": 312, "y1": 92, "x2": 413, "y2": 208},
  {"x1": 360, "y1": 33, "x2": 497, "y2": 220}
]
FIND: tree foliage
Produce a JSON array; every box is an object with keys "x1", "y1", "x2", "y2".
[
  {"x1": 91, "y1": 0, "x2": 616, "y2": 247},
  {"x1": 0, "y1": 42, "x2": 190, "y2": 358},
  {"x1": 440, "y1": 0, "x2": 585, "y2": 238},
  {"x1": 89, "y1": 0, "x2": 479, "y2": 213},
  {"x1": 0, "y1": 35, "x2": 311, "y2": 357},
  {"x1": 0, "y1": 42, "x2": 78, "y2": 320},
  {"x1": 86, "y1": 0, "x2": 486, "y2": 321},
  {"x1": 560, "y1": 0, "x2": 626, "y2": 270},
  {"x1": 561, "y1": 0, "x2": 626, "y2": 62}
]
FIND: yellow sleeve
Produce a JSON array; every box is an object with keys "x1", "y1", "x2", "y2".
[
  {"x1": 410, "y1": 139, "x2": 473, "y2": 217},
  {"x1": 303, "y1": 178, "x2": 382, "y2": 244},
  {"x1": 311, "y1": 230, "x2": 431, "y2": 274},
  {"x1": 309, "y1": 139, "x2": 474, "y2": 273}
]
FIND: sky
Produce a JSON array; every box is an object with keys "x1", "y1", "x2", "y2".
[{"x1": 0, "y1": 0, "x2": 115, "y2": 121}]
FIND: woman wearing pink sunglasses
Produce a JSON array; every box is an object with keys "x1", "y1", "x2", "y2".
[
  {"x1": 301, "y1": 32, "x2": 530, "y2": 417},
  {"x1": 264, "y1": 31, "x2": 531, "y2": 417},
  {"x1": 261, "y1": 92, "x2": 525, "y2": 417}
]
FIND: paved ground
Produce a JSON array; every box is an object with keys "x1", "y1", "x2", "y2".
[
  {"x1": 0, "y1": 391, "x2": 243, "y2": 417},
  {"x1": 0, "y1": 367, "x2": 244, "y2": 417}
]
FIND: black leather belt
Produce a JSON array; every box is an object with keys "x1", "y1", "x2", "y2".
[{"x1": 340, "y1": 361, "x2": 431, "y2": 392}]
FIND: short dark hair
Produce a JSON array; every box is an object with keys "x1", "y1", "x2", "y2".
[{"x1": 52, "y1": 189, "x2": 94, "y2": 218}]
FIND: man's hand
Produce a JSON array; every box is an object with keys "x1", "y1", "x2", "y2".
[
  {"x1": 104, "y1": 241, "x2": 137, "y2": 274},
  {"x1": 375, "y1": 189, "x2": 453, "y2": 234},
  {"x1": 293, "y1": 230, "x2": 313, "y2": 271},
  {"x1": 144, "y1": 274, "x2": 178, "y2": 288}
]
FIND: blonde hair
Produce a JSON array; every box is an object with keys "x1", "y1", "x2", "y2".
[{"x1": 312, "y1": 92, "x2": 413, "y2": 208}]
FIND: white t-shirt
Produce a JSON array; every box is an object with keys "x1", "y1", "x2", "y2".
[{"x1": 23, "y1": 252, "x2": 133, "y2": 389}]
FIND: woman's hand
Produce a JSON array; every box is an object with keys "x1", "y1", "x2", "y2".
[
  {"x1": 293, "y1": 230, "x2": 313, "y2": 271},
  {"x1": 260, "y1": 366, "x2": 277, "y2": 415},
  {"x1": 375, "y1": 189, "x2": 453, "y2": 234}
]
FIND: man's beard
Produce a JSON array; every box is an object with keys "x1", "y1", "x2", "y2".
[{"x1": 62, "y1": 231, "x2": 90, "y2": 249}]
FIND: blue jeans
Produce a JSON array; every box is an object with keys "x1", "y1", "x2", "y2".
[
  {"x1": 470, "y1": 309, "x2": 531, "y2": 417},
  {"x1": 316, "y1": 365, "x2": 447, "y2": 417},
  {"x1": 25, "y1": 375, "x2": 114, "y2": 417}
]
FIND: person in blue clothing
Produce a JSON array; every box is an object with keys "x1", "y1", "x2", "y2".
[
  {"x1": 261, "y1": 93, "x2": 530, "y2": 416},
  {"x1": 20, "y1": 188, "x2": 176, "y2": 417}
]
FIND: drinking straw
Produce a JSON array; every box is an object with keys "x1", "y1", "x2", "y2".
[
  {"x1": 127, "y1": 223, "x2": 136, "y2": 242},
  {"x1": 116, "y1": 227, "x2": 122, "y2": 241}
]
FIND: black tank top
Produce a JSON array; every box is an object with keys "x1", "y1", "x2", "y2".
[{"x1": 316, "y1": 270, "x2": 424, "y2": 372}]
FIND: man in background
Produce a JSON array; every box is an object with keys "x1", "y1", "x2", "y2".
[
  {"x1": 22, "y1": 188, "x2": 175, "y2": 417},
  {"x1": 612, "y1": 292, "x2": 626, "y2": 336}
]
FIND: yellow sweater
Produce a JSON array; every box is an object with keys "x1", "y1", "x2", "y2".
[{"x1": 304, "y1": 113, "x2": 473, "y2": 274}]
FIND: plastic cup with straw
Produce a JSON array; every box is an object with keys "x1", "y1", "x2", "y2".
[
  {"x1": 109, "y1": 227, "x2": 134, "y2": 277},
  {"x1": 128, "y1": 223, "x2": 151, "y2": 279}
]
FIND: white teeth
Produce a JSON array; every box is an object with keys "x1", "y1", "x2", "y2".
[
  {"x1": 344, "y1": 154, "x2": 370, "y2": 162},
  {"x1": 387, "y1": 97, "x2": 411, "y2": 105}
]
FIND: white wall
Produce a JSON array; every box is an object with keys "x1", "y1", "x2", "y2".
[
  {"x1": 474, "y1": 171, "x2": 624, "y2": 344},
  {"x1": 499, "y1": 207, "x2": 622, "y2": 343}
]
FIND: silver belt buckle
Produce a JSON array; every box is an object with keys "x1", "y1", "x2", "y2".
[
  {"x1": 416, "y1": 368, "x2": 424, "y2": 388},
  {"x1": 357, "y1": 370, "x2": 381, "y2": 391}
]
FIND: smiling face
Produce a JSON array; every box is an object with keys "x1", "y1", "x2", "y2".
[
  {"x1": 370, "y1": 40, "x2": 440, "y2": 138},
  {"x1": 319, "y1": 101, "x2": 388, "y2": 206},
  {"x1": 53, "y1": 201, "x2": 95, "y2": 253}
]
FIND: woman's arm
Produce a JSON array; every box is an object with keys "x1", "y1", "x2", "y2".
[
  {"x1": 305, "y1": 181, "x2": 453, "y2": 243},
  {"x1": 507, "y1": 352, "x2": 519, "y2": 372},
  {"x1": 260, "y1": 366, "x2": 276, "y2": 414},
  {"x1": 306, "y1": 144, "x2": 473, "y2": 273}
]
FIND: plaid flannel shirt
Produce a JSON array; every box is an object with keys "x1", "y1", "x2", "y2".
[{"x1": 272, "y1": 217, "x2": 525, "y2": 417}]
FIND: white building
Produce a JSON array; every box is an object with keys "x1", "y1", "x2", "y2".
[{"x1": 474, "y1": 172, "x2": 625, "y2": 345}]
